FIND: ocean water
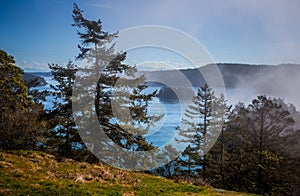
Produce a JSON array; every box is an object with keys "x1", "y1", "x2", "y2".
[
  {"x1": 146, "y1": 96, "x2": 183, "y2": 148},
  {"x1": 33, "y1": 76, "x2": 265, "y2": 149},
  {"x1": 33, "y1": 77, "x2": 184, "y2": 148},
  {"x1": 31, "y1": 76, "x2": 57, "y2": 110}
]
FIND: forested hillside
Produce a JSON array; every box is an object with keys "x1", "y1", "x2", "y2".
[{"x1": 144, "y1": 63, "x2": 300, "y2": 88}]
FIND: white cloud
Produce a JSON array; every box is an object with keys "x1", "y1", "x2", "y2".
[
  {"x1": 136, "y1": 60, "x2": 173, "y2": 71},
  {"x1": 135, "y1": 59, "x2": 199, "y2": 71},
  {"x1": 18, "y1": 61, "x2": 50, "y2": 72}
]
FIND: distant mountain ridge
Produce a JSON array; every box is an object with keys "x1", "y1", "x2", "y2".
[
  {"x1": 25, "y1": 63, "x2": 300, "y2": 90},
  {"x1": 25, "y1": 72, "x2": 52, "y2": 77},
  {"x1": 144, "y1": 63, "x2": 300, "y2": 103},
  {"x1": 143, "y1": 63, "x2": 300, "y2": 88},
  {"x1": 22, "y1": 73, "x2": 48, "y2": 87}
]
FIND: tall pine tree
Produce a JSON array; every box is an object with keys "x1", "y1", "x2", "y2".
[
  {"x1": 46, "y1": 61, "x2": 90, "y2": 160},
  {"x1": 206, "y1": 94, "x2": 231, "y2": 188},
  {"x1": 176, "y1": 84, "x2": 216, "y2": 179},
  {"x1": 71, "y1": 3, "x2": 160, "y2": 168}
]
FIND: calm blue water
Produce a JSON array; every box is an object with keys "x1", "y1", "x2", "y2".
[
  {"x1": 145, "y1": 96, "x2": 183, "y2": 148},
  {"x1": 33, "y1": 77, "x2": 184, "y2": 148},
  {"x1": 34, "y1": 76, "x2": 262, "y2": 149}
]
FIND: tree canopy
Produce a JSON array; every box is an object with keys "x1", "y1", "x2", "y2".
[{"x1": 0, "y1": 50, "x2": 46, "y2": 150}]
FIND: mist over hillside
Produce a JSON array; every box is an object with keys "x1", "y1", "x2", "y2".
[
  {"x1": 143, "y1": 63, "x2": 300, "y2": 87},
  {"x1": 143, "y1": 63, "x2": 300, "y2": 108}
]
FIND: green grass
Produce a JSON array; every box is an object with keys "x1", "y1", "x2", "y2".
[{"x1": 0, "y1": 151, "x2": 252, "y2": 195}]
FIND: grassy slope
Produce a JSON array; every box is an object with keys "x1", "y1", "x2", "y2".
[{"x1": 0, "y1": 151, "x2": 251, "y2": 196}]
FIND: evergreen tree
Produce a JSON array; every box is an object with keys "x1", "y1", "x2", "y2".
[
  {"x1": 206, "y1": 94, "x2": 231, "y2": 188},
  {"x1": 176, "y1": 84, "x2": 217, "y2": 179},
  {"x1": 0, "y1": 50, "x2": 46, "y2": 150},
  {"x1": 224, "y1": 96, "x2": 295, "y2": 194},
  {"x1": 153, "y1": 144, "x2": 179, "y2": 178},
  {"x1": 46, "y1": 61, "x2": 90, "y2": 160},
  {"x1": 71, "y1": 3, "x2": 160, "y2": 168},
  {"x1": 0, "y1": 50, "x2": 29, "y2": 110},
  {"x1": 282, "y1": 129, "x2": 300, "y2": 195}
]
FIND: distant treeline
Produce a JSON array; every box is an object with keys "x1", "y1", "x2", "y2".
[
  {"x1": 22, "y1": 73, "x2": 48, "y2": 87},
  {"x1": 26, "y1": 63, "x2": 300, "y2": 89},
  {"x1": 144, "y1": 63, "x2": 300, "y2": 88}
]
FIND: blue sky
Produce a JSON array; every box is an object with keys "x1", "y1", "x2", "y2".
[{"x1": 1, "y1": 0, "x2": 300, "y2": 71}]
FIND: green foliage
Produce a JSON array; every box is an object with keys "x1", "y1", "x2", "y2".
[
  {"x1": 45, "y1": 61, "x2": 91, "y2": 160},
  {"x1": 206, "y1": 94, "x2": 231, "y2": 188},
  {"x1": 0, "y1": 50, "x2": 29, "y2": 110},
  {"x1": 220, "y1": 96, "x2": 298, "y2": 195},
  {"x1": 0, "y1": 50, "x2": 46, "y2": 151},
  {"x1": 71, "y1": 3, "x2": 160, "y2": 166},
  {"x1": 175, "y1": 84, "x2": 214, "y2": 178},
  {"x1": 72, "y1": 3, "x2": 116, "y2": 60},
  {"x1": 153, "y1": 144, "x2": 180, "y2": 178},
  {"x1": 161, "y1": 93, "x2": 299, "y2": 195},
  {"x1": 176, "y1": 84, "x2": 229, "y2": 180}
]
